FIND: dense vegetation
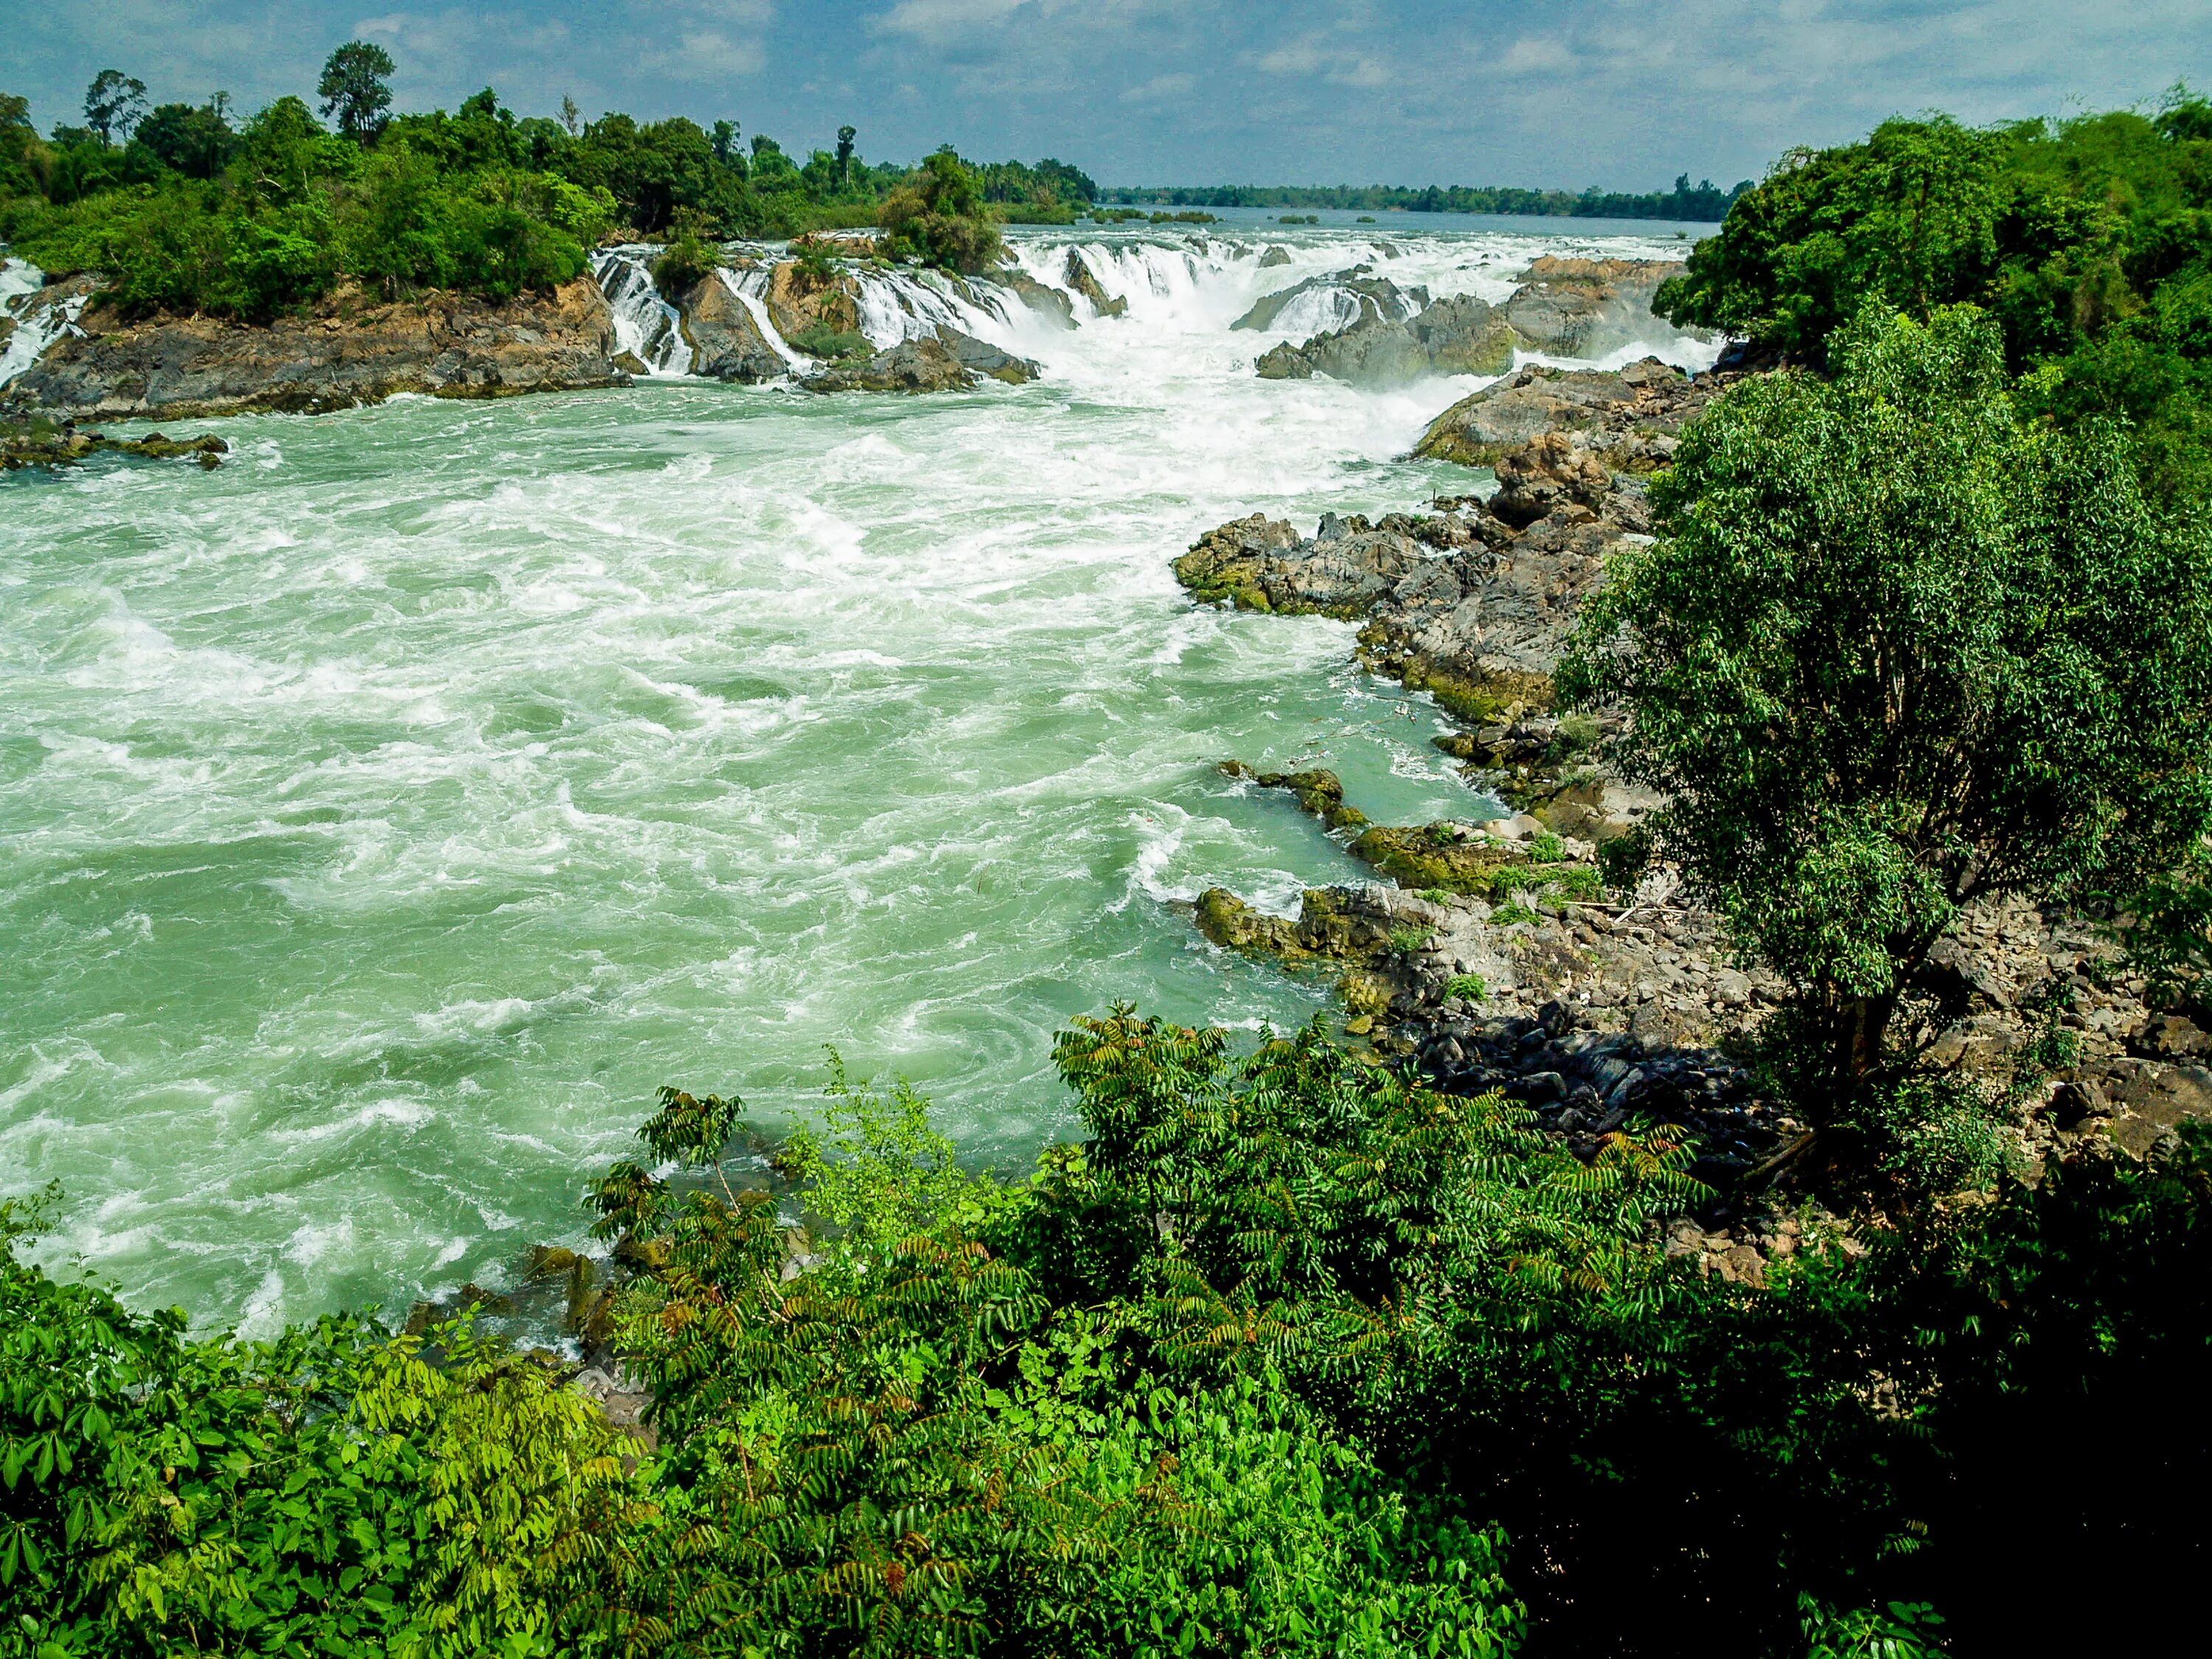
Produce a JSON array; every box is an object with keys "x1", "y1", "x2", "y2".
[
  {"x1": 7, "y1": 83, "x2": 2212, "y2": 1658},
  {"x1": 9, "y1": 1016, "x2": 2208, "y2": 1655},
  {"x1": 1656, "y1": 96, "x2": 2212, "y2": 501},
  {"x1": 1104, "y1": 175, "x2": 1749, "y2": 221},
  {"x1": 0, "y1": 45, "x2": 1085, "y2": 320},
  {"x1": 1562, "y1": 305, "x2": 2212, "y2": 1185}
]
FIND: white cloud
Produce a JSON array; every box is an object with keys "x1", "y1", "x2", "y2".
[
  {"x1": 875, "y1": 0, "x2": 1033, "y2": 44},
  {"x1": 1495, "y1": 37, "x2": 1574, "y2": 77},
  {"x1": 1120, "y1": 72, "x2": 1196, "y2": 104},
  {"x1": 1256, "y1": 38, "x2": 1329, "y2": 77}
]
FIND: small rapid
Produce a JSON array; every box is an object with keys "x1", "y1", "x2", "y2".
[
  {"x1": 0, "y1": 260, "x2": 89, "y2": 389},
  {"x1": 2, "y1": 222, "x2": 1715, "y2": 1334}
]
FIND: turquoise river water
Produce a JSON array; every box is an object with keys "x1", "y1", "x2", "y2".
[{"x1": 0, "y1": 226, "x2": 1712, "y2": 1332}]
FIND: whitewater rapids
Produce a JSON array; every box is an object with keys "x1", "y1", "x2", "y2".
[{"x1": 0, "y1": 223, "x2": 1714, "y2": 1332}]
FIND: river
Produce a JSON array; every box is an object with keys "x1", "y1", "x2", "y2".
[{"x1": 0, "y1": 223, "x2": 1713, "y2": 1332}]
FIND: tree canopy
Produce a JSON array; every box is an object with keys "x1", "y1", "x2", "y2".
[
  {"x1": 1562, "y1": 304, "x2": 2212, "y2": 1139},
  {"x1": 316, "y1": 41, "x2": 395, "y2": 142},
  {"x1": 1655, "y1": 95, "x2": 2212, "y2": 502},
  {"x1": 0, "y1": 55, "x2": 1092, "y2": 319}
]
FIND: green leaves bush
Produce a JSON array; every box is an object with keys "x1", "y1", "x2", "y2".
[
  {"x1": 1562, "y1": 305, "x2": 2212, "y2": 1135},
  {"x1": 9, "y1": 1028, "x2": 2212, "y2": 1652}
]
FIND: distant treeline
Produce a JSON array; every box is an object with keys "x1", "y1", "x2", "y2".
[
  {"x1": 0, "y1": 44, "x2": 1095, "y2": 319},
  {"x1": 1102, "y1": 174, "x2": 1749, "y2": 221}
]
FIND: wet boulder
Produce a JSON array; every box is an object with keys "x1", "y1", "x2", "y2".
[
  {"x1": 1062, "y1": 250, "x2": 1128, "y2": 318},
  {"x1": 765, "y1": 260, "x2": 865, "y2": 342},
  {"x1": 1231, "y1": 267, "x2": 1427, "y2": 333},
  {"x1": 933, "y1": 324, "x2": 1039, "y2": 384},
  {"x1": 677, "y1": 274, "x2": 785, "y2": 383},
  {"x1": 803, "y1": 335, "x2": 978, "y2": 394},
  {"x1": 1251, "y1": 292, "x2": 1516, "y2": 386},
  {"x1": 998, "y1": 270, "x2": 1077, "y2": 329}
]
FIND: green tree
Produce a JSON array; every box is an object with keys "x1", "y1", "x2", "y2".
[
  {"x1": 877, "y1": 145, "x2": 1004, "y2": 274},
  {"x1": 130, "y1": 99, "x2": 236, "y2": 178},
  {"x1": 81, "y1": 70, "x2": 147, "y2": 147},
  {"x1": 836, "y1": 122, "x2": 856, "y2": 187},
  {"x1": 318, "y1": 40, "x2": 396, "y2": 142},
  {"x1": 1560, "y1": 305, "x2": 2212, "y2": 1150}
]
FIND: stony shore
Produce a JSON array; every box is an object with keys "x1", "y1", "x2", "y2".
[
  {"x1": 1175, "y1": 352, "x2": 2212, "y2": 1265},
  {"x1": 4, "y1": 276, "x2": 633, "y2": 419}
]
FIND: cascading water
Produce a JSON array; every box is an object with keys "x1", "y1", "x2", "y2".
[
  {"x1": 3, "y1": 220, "x2": 1722, "y2": 1335},
  {"x1": 0, "y1": 260, "x2": 90, "y2": 388},
  {"x1": 716, "y1": 268, "x2": 810, "y2": 370},
  {"x1": 591, "y1": 248, "x2": 695, "y2": 376},
  {"x1": 848, "y1": 267, "x2": 1013, "y2": 349}
]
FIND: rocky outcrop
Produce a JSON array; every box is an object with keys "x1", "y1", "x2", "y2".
[
  {"x1": 4, "y1": 276, "x2": 629, "y2": 419},
  {"x1": 1177, "y1": 437, "x2": 1641, "y2": 723},
  {"x1": 1257, "y1": 292, "x2": 1520, "y2": 385},
  {"x1": 3, "y1": 415, "x2": 228, "y2": 469},
  {"x1": 1232, "y1": 268, "x2": 1427, "y2": 333},
  {"x1": 933, "y1": 324, "x2": 1039, "y2": 384},
  {"x1": 676, "y1": 274, "x2": 785, "y2": 383},
  {"x1": 1500, "y1": 256, "x2": 1691, "y2": 358},
  {"x1": 1000, "y1": 271, "x2": 1077, "y2": 329},
  {"x1": 1062, "y1": 251, "x2": 1127, "y2": 318},
  {"x1": 1414, "y1": 357, "x2": 1720, "y2": 467},
  {"x1": 1488, "y1": 431, "x2": 1615, "y2": 526},
  {"x1": 765, "y1": 261, "x2": 865, "y2": 341},
  {"x1": 803, "y1": 335, "x2": 978, "y2": 394}
]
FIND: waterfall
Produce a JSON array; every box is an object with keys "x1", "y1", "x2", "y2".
[
  {"x1": 0, "y1": 260, "x2": 91, "y2": 389},
  {"x1": 718, "y1": 268, "x2": 809, "y2": 370},
  {"x1": 591, "y1": 248, "x2": 694, "y2": 377},
  {"x1": 848, "y1": 266, "x2": 1015, "y2": 349}
]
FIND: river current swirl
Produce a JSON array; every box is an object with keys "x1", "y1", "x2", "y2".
[{"x1": 1, "y1": 220, "x2": 1714, "y2": 1332}]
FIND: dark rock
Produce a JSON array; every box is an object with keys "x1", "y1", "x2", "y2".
[
  {"x1": 1252, "y1": 292, "x2": 1516, "y2": 386},
  {"x1": 1063, "y1": 251, "x2": 1127, "y2": 318},
  {"x1": 803, "y1": 335, "x2": 978, "y2": 394},
  {"x1": 1000, "y1": 271, "x2": 1077, "y2": 329},
  {"x1": 678, "y1": 272, "x2": 785, "y2": 382},
  {"x1": 933, "y1": 324, "x2": 1040, "y2": 384},
  {"x1": 2135, "y1": 1013, "x2": 2212, "y2": 1061},
  {"x1": 1231, "y1": 268, "x2": 1427, "y2": 333}
]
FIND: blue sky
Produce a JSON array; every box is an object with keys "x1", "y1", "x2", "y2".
[{"x1": 4, "y1": 1, "x2": 2206, "y2": 189}]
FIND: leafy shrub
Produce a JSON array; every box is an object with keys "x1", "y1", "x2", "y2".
[
  {"x1": 10, "y1": 1032, "x2": 2212, "y2": 1651},
  {"x1": 879, "y1": 147, "x2": 1004, "y2": 274},
  {"x1": 785, "y1": 321, "x2": 872, "y2": 360},
  {"x1": 1444, "y1": 972, "x2": 1489, "y2": 1005},
  {"x1": 1562, "y1": 305, "x2": 2212, "y2": 1144}
]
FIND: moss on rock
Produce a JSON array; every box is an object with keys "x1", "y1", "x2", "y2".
[{"x1": 1350, "y1": 822, "x2": 1599, "y2": 904}]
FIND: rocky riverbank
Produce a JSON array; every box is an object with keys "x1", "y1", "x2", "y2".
[
  {"x1": 2, "y1": 414, "x2": 228, "y2": 470},
  {"x1": 4, "y1": 276, "x2": 632, "y2": 419},
  {"x1": 1176, "y1": 352, "x2": 2212, "y2": 1231},
  {"x1": 1, "y1": 243, "x2": 1080, "y2": 417},
  {"x1": 1245, "y1": 257, "x2": 1698, "y2": 389}
]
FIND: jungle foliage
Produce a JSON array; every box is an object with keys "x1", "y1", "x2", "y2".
[
  {"x1": 0, "y1": 45, "x2": 1084, "y2": 319},
  {"x1": 1105, "y1": 175, "x2": 1750, "y2": 221},
  {"x1": 1560, "y1": 305, "x2": 2212, "y2": 1157},
  {"x1": 10, "y1": 1015, "x2": 2210, "y2": 1655},
  {"x1": 1655, "y1": 94, "x2": 2212, "y2": 502}
]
